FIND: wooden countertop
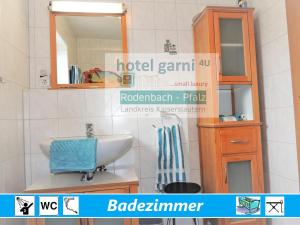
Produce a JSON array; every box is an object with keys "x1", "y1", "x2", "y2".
[{"x1": 25, "y1": 169, "x2": 139, "y2": 193}]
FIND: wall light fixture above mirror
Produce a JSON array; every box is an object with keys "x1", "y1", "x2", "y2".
[
  {"x1": 49, "y1": 1, "x2": 126, "y2": 14},
  {"x1": 49, "y1": 1, "x2": 129, "y2": 89}
]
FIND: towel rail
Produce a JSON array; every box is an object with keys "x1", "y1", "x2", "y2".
[{"x1": 152, "y1": 111, "x2": 182, "y2": 128}]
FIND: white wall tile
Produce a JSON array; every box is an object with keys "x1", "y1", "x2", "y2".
[
  {"x1": 140, "y1": 177, "x2": 156, "y2": 193},
  {"x1": 34, "y1": 0, "x2": 49, "y2": 28},
  {"x1": 131, "y1": 2, "x2": 154, "y2": 29},
  {"x1": 24, "y1": 0, "x2": 300, "y2": 198},
  {"x1": 25, "y1": 153, "x2": 32, "y2": 186},
  {"x1": 255, "y1": 0, "x2": 288, "y2": 46},
  {"x1": 0, "y1": 120, "x2": 20, "y2": 161},
  {"x1": 34, "y1": 27, "x2": 50, "y2": 58},
  {"x1": 23, "y1": 91, "x2": 30, "y2": 120},
  {"x1": 265, "y1": 142, "x2": 299, "y2": 181},
  {"x1": 264, "y1": 107, "x2": 296, "y2": 143},
  {"x1": 140, "y1": 146, "x2": 156, "y2": 178},
  {"x1": 188, "y1": 141, "x2": 200, "y2": 170},
  {"x1": 113, "y1": 116, "x2": 139, "y2": 147},
  {"x1": 187, "y1": 118, "x2": 198, "y2": 142},
  {"x1": 0, "y1": 0, "x2": 28, "y2": 195},
  {"x1": 58, "y1": 90, "x2": 86, "y2": 118},
  {"x1": 0, "y1": 83, "x2": 19, "y2": 119},
  {"x1": 85, "y1": 89, "x2": 112, "y2": 117},
  {"x1": 29, "y1": 90, "x2": 58, "y2": 119},
  {"x1": 28, "y1": 0, "x2": 35, "y2": 28},
  {"x1": 154, "y1": 2, "x2": 177, "y2": 30},
  {"x1": 3, "y1": 156, "x2": 25, "y2": 193},
  {"x1": 29, "y1": 57, "x2": 36, "y2": 88},
  {"x1": 278, "y1": 176, "x2": 299, "y2": 193},
  {"x1": 176, "y1": 3, "x2": 198, "y2": 30},
  {"x1": 30, "y1": 119, "x2": 59, "y2": 154},
  {"x1": 263, "y1": 71, "x2": 293, "y2": 109},
  {"x1": 177, "y1": 31, "x2": 194, "y2": 53},
  {"x1": 259, "y1": 35, "x2": 290, "y2": 77},
  {"x1": 30, "y1": 153, "x2": 50, "y2": 184},
  {"x1": 24, "y1": 120, "x2": 31, "y2": 156},
  {"x1": 189, "y1": 169, "x2": 201, "y2": 185},
  {"x1": 137, "y1": 117, "x2": 157, "y2": 147},
  {"x1": 58, "y1": 118, "x2": 86, "y2": 137},
  {"x1": 131, "y1": 30, "x2": 156, "y2": 53},
  {"x1": 114, "y1": 148, "x2": 140, "y2": 177},
  {"x1": 0, "y1": 163, "x2": 4, "y2": 192},
  {"x1": 253, "y1": 0, "x2": 299, "y2": 197}
]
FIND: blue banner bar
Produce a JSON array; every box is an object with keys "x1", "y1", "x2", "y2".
[{"x1": 0, "y1": 194, "x2": 297, "y2": 218}]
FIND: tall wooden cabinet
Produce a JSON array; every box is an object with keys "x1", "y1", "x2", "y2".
[{"x1": 193, "y1": 7, "x2": 265, "y2": 225}]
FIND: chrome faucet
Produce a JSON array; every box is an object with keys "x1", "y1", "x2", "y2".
[{"x1": 86, "y1": 123, "x2": 94, "y2": 138}]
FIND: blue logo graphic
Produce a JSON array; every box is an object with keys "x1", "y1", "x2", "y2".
[{"x1": 236, "y1": 196, "x2": 261, "y2": 215}]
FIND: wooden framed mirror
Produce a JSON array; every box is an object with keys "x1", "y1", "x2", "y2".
[{"x1": 49, "y1": 10, "x2": 128, "y2": 89}]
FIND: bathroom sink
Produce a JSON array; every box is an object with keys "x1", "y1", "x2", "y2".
[{"x1": 39, "y1": 134, "x2": 133, "y2": 167}]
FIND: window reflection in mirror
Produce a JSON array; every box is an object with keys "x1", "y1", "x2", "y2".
[{"x1": 53, "y1": 15, "x2": 125, "y2": 87}]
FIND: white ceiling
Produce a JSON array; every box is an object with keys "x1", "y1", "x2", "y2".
[{"x1": 64, "y1": 16, "x2": 122, "y2": 40}]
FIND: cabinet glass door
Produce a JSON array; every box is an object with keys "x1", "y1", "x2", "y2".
[
  {"x1": 223, "y1": 155, "x2": 259, "y2": 193},
  {"x1": 227, "y1": 160, "x2": 252, "y2": 193},
  {"x1": 214, "y1": 12, "x2": 252, "y2": 82},
  {"x1": 223, "y1": 155, "x2": 260, "y2": 225}
]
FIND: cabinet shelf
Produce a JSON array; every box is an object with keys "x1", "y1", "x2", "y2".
[{"x1": 221, "y1": 43, "x2": 244, "y2": 47}]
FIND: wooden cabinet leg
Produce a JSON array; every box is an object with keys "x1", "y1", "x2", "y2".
[
  {"x1": 28, "y1": 219, "x2": 45, "y2": 225},
  {"x1": 131, "y1": 218, "x2": 139, "y2": 225},
  {"x1": 129, "y1": 185, "x2": 138, "y2": 194},
  {"x1": 78, "y1": 219, "x2": 94, "y2": 225},
  {"x1": 27, "y1": 219, "x2": 37, "y2": 225},
  {"x1": 88, "y1": 219, "x2": 94, "y2": 225},
  {"x1": 124, "y1": 219, "x2": 131, "y2": 225}
]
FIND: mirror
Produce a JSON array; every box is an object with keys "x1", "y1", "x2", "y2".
[{"x1": 50, "y1": 12, "x2": 128, "y2": 88}]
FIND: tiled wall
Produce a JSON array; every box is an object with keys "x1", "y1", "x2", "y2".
[
  {"x1": 25, "y1": 2, "x2": 235, "y2": 225},
  {"x1": 0, "y1": 0, "x2": 29, "y2": 224},
  {"x1": 249, "y1": 0, "x2": 300, "y2": 224},
  {"x1": 25, "y1": 0, "x2": 300, "y2": 224},
  {"x1": 249, "y1": 0, "x2": 299, "y2": 192}
]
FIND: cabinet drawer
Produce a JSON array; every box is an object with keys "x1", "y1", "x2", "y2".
[{"x1": 220, "y1": 127, "x2": 257, "y2": 154}]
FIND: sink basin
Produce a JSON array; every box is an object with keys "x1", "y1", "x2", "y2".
[{"x1": 40, "y1": 134, "x2": 133, "y2": 167}]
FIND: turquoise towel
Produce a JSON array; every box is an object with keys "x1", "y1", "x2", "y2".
[{"x1": 50, "y1": 138, "x2": 97, "y2": 174}]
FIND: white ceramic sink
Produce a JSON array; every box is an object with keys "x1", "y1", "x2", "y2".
[{"x1": 40, "y1": 134, "x2": 133, "y2": 167}]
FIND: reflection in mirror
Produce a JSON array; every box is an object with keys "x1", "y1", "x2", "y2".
[{"x1": 55, "y1": 15, "x2": 124, "y2": 86}]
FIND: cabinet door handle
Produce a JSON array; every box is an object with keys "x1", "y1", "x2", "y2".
[
  {"x1": 224, "y1": 166, "x2": 228, "y2": 184},
  {"x1": 230, "y1": 139, "x2": 249, "y2": 144},
  {"x1": 219, "y1": 54, "x2": 222, "y2": 75}
]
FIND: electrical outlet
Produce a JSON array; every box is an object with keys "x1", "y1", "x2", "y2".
[{"x1": 39, "y1": 70, "x2": 49, "y2": 87}]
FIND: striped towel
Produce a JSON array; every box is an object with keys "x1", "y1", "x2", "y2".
[{"x1": 156, "y1": 124, "x2": 186, "y2": 192}]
